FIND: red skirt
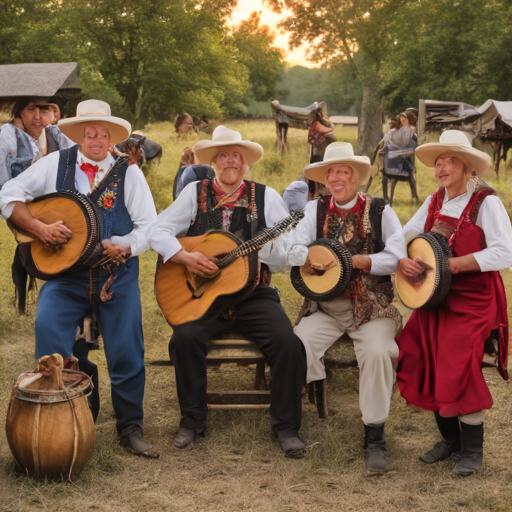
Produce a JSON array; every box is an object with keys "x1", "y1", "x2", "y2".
[{"x1": 396, "y1": 269, "x2": 507, "y2": 416}]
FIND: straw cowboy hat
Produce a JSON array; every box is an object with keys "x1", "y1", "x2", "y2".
[
  {"x1": 415, "y1": 130, "x2": 491, "y2": 174},
  {"x1": 58, "y1": 99, "x2": 131, "y2": 144},
  {"x1": 193, "y1": 125, "x2": 263, "y2": 166},
  {"x1": 303, "y1": 142, "x2": 372, "y2": 184}
]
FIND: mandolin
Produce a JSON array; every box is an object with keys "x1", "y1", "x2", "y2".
[{"x1": 155, "y1": 210, "x2": 304, "y2": 326}]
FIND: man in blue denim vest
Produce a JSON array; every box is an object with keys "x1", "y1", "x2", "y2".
[{"x1": 0, "y1": 100, "x2": 158, "y2": 458}]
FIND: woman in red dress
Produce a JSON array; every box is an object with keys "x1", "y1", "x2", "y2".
[{"x1": 396, "y1": 130, "x2": 512, "y2": 476}]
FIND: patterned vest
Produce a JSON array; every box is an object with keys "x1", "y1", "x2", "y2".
[
  {"x1": 187, "y1": 178, "x2": 271, "y2": 285},
  {"x1": 316, "y1": 193, "x2": 402, "y2": 329},
  {"x1": 11, "y1": 125, "x2": 61, "y2": 179},
  {"x1": 56, "y1": 145, "x2": 133, "y2": 240}
]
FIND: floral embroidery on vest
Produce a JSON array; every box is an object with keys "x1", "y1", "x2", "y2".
[
  {"x1": 98, "y1": 189, "x2": 116, "y2": 210},
  {"x1": 320, "y1": 194, "x2": 402, "y2": 330}
]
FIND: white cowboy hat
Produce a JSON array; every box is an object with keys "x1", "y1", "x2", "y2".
[
  {"x1": 193, "y1": 125, "x2": 263, "y2": 166},
  {"x1": 58, "y1": 99, "x2": 131, "y2": 144},
  {"x1": 415, "y1": 130, "x2": 491, "y2": 174},
  {"x1": 303, "y1": 142, "x2": 372, "y2": 184}
]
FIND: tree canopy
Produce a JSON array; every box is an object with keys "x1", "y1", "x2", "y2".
[
  {"x1": 1, "y1": 0, "x2": 283, "y2": 126},
  {"x1": 266, "y1": 0, "x2": 512, "y2": 155}
]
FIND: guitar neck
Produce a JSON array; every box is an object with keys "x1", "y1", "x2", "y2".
[{"x1": 217, "y1": 211, "x2": 303, "y2": 267}]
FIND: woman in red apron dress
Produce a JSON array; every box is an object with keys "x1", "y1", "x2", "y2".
[{"x1": 396, "y1": 130, "x2": 512, "y2": 476}]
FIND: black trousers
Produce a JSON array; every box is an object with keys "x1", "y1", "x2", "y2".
[{"x1": 169, "y1": 287, "x2": 306, "y2": 436}]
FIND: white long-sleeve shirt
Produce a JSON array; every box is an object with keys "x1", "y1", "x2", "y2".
[
  {"x1": 149, "y1": 181, "x2": 291, "y2": 272},
  {"x1": 0, "y1": 150, "x2": 157, "y2": 256},
  {"x1": 403, "y1": 191, "x2": 512, "y2": 272},
  {"x1": 287, "y1": 195, "x2": 407, "y2": 275}
]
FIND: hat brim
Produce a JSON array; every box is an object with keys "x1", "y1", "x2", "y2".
[
  {"x1": 193, "y1": 141, "x2": 263, "y2": 166},
  {"x1": 303, "y1": 157, "x2": 372, "y2": 185},
  {"x1": 415, "y1": 143, "x2": 491, "y2": 174},
  {"x1": 58, "y1": 116, "x2": 131, "y2": 144}
]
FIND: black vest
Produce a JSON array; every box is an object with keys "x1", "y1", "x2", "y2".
[{"x1": 187, "y1": 178, "x2": 267, "y2": 242}]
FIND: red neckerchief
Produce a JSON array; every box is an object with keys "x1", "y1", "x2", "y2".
[
  {"x1": 212, "y1": 178, "x2": 248, "y2": 209},
  {"x1": 80, "y1": 162, "x2": 99, "y2": 185}
]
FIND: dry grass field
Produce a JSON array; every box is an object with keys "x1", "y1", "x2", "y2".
[{"x1": 1, "y1": 121, "x2": 512, "y2": 512}]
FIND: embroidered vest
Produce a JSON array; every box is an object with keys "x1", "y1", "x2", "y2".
[
  {"x1": 56, "y1": 145, "x2": 133, "y2": 240},
  {"x1": 317, "y1": 194, "x2": 402, "y2": 329},
  {"x1": 187, "y1": 178, "x2": 267, "y2": 241},
  {"x1": 11, "y1": 125, "x2": 61, "y2": 179}
]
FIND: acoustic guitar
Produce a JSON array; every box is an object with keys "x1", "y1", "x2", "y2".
[{"x1": 155, "y1": 210, "x2": 304, "y2": 326}]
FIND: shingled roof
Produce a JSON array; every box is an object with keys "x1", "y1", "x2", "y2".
[{"x1": 0, "y1": 62, "x2": 81, "y2": 99}]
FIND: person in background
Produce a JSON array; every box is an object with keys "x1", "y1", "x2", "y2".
[
  {"x1": 174, "y1": 113, "x2": 196, "y2": 135},
  {"x1": 0, "y1": 97, "x2": 74, "y2": 186},
  {"x1": 0, "y1": 97, "x2": 75, "y2": 315},
  {"x1": 388, "y1": 111, "x2": 417, "y2": 151}
]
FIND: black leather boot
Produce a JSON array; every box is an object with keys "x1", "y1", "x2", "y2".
[
  {"x1": 452, "y1": 422, "x2": 483, "y2": 476},
  {"x1": 419, "y1": 412, "x2": 461, "y2": 463},
  {"x1": 364, "y1": 423, "x2": 389, "y2": 474},
  {"x1": 307, "y1": 380, "x2": 328, "y2": 418}
]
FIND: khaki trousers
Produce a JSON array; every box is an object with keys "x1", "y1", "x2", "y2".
[{"x1": 294, "y1": 297, "x2": 399, "y2": 425}]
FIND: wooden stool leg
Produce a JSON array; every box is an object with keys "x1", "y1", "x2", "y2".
[
  {"x1": 315, "y1": 379, "x2": 328, "y2": 419},
  {"x1": 307, "y1": 382, "x2": 315, "y2": 404}
]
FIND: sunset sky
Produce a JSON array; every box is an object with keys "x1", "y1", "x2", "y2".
[{"x1": 228, "y1": 0, "x2": 316, "y2": 67}]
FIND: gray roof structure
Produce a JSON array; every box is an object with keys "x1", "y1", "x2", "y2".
[{"x1": 0, "y1": 62, "x2": 81, "y2": 100}]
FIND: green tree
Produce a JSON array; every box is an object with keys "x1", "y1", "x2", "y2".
[
  {"x1": 381, "y1": 0, "x2": 512, "y2": 115},
  {"x1": 67, "y1": 0, "x2": 248, "y2": 126},
  {"x1": 266, "y1": 0, "x2": 407, "y2": 157}
]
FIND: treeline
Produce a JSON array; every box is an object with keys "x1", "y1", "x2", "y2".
[
  {"x1": 267, "y1": 0, "x2": 512, "y2": 156},
  {"x1": 0, "y1": 1, "x2": 284, "y2": 127}
]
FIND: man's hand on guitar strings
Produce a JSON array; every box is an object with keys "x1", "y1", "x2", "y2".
[
  {"x1": 171, "y1": 249, "x2": 219, "y2": 277},
  {"x1": 39, "y1": 220, "x2": 72, "y2": 249}
]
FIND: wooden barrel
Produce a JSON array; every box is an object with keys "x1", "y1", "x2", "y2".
[{"x1": 5, "y1": 368, "x2": 95, "y2": 480}]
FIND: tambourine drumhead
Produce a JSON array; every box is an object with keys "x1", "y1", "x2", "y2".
[
  {"x1": 291, "y1": 238, "x2": 353, "y2": 302},
  {"x1": 299, "y1": 245, "x2": 341, "y2": 295},
  {"x1": 396, "y1": 238, "x2": 437, "y2": 309},
  {"x1": 29, "y1": 197, "x2": 91, "y2": 275},
  {"x1": 396, "y1": 232, "x2": 451, "y2": 310},
  {"x1": 13, "y1": 369, "x2": 93, "y2": 404},
  {"x1": 9, "y1": 192, "x2": 102, "y2": 280}
]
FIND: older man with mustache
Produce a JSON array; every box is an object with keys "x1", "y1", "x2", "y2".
[{"x1": 150, "y1": 125, "x2": 307, "y2": 458}]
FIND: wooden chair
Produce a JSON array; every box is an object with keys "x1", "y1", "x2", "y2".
[{"x1": 205, "y1": 332, "x2": 272, "y2": 409}]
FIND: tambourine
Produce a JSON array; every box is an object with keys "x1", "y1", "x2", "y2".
[
  {"x1": 396, "y1": 231, "x2": 452, "y2": 309},
  {"x1": 291, "y1": 238, "x2": 353, "y2": 302}
]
